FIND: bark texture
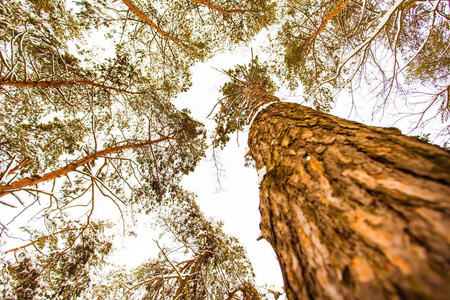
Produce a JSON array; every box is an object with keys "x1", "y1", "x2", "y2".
[{"x1": 249, "y1": 101, "x2": 450, "y2": 300}]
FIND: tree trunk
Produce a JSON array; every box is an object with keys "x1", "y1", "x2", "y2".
[{"x1": 249, "y1": 98, "x2": 450, "y2": 299}]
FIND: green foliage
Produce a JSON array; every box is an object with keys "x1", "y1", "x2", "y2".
[
  {"x1": 271, "y1": 0, "x2": 450, "y2": 140},
  {"x1": 273, "y1": 0, "x2": 379, "y2": 110},
  {"x1": 0, "y1": 0, "x2": 277, "y2": 199},
  {"x1": 89, "y1": 189, "x2": 262, "y2": 299},
  {"x1": 2, "y1": 0, "x2": 447, "y2": 298},
  {"x1": 1, "y1": 220, "x2": 113, "y2": 299},
  {"x1": 213, "y1": 57, "x2": 276, "y2": 148},
  {"x1": 0, "y1": 0, "x2": 278, "y2": 297},
  {"x1": 0, "y1": 0, "x2": 209, "y2": 206},
  {"x1": 401, "y1": 9, "x2": 450, "y2": 86},
  {"x1": 78, "y1": 0, "x2": 277, "y2": 99}
]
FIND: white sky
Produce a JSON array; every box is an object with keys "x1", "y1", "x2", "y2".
[
  {"x1": 2, "y1": 4, "x2": 448, "y2": 297},
  {"x1": 167, "y1": 26, "x2": 449, "y2": 294}
]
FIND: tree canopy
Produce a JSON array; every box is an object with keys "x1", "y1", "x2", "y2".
[
  {"x1": 1, "y1": 0, "x2": 274, "y2": 297},
  {"x1": 1, "y1": 0, "x2": 449, "y2": 298},
  {"x1": 273, "y1": 0, "x2": 449, "y2": 139}
]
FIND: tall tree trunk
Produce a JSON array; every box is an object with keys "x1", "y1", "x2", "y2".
[{"x1": 248, "y1": 89, "x2": 450, "y2": 299}]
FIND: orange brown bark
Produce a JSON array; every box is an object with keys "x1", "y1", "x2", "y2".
[
  {"x1": 303, "y1": 0, "x2": 349, "y2": 46},
  {"x1": 248, "y1": 86, "x2": 450, "y2": 299}
]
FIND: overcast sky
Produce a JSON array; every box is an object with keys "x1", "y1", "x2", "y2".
[
  {"x1": 2, "y1": 15, "x2": 447, "y2": 297},
  {"x1": 167, "y1": 29, "x2": 449, "y2": 293}
]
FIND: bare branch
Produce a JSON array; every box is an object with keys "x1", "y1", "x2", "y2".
[
  {"x1": 120, "y1": 0, "x2": 181, "y2": 43},
  {"x1": 0, "y1": 79, "x2": 143, "y2": 94},
  {"x1": 315, "y1": 0, "x2": 407, "y2": 90},
  {"x1": 0, "y1": 136, "x2": 173, "y2": 198}
]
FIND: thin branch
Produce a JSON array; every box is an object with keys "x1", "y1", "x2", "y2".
[
  {"x1": 302, "y1": 0, "x2": 349, "y2": 47},
  {"x1": 121, "y1": 0, "x2": 181, "y2": 43},
  {"x1": 8, "y1": 158, "x2": 31, "y2": 176},
  {"x1": 4, "y1": 227, "x2": 78, "y2": 254},
  {"x1": 0, "y1": 79, "x2": 143, "y2": 94},
  {"x1": 0, "y1": 199, "x2": 16, "y2": 208},
  {"x1": 0, "y1": 156, "x2": 17, "y2": 182},
  {"x1": 314, "y1": 0, "x2": 407, "y2": 90},
  {"x1": 0, "y1": 136, "x2": 173, "y2": 198},
  {"x1": 156, "y1": 241, "x2": 185, "y2": 281},
  {"x1": 121, "y1": 275, "x2": 180, "y2": 299}
]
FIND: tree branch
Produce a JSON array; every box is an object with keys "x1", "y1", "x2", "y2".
[
  {"x1": 0, "y1": 80, "x2": 142, "y2": 94},
  {"x1": 120, "y1": 0, "x2": 181, "y2": 43},
  {"x1": 0, "y1": 136, "x2": 174, "y2": 198},
  {"x1": 4, "y1": 227, "x2": 78, "y2": 254},
  {"x1": 314, "y1": 0, "x2": 407, "y2": 90},
  {"x1": 302, "y1": 0, "x2": 349, "y2": 47}
]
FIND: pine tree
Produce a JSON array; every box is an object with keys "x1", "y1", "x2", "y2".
[
  {"x1": 214, "y1": 60, "x2": 450, "y2": 299},
  {"x1": 0, "y1": 0, "x2": 276, "y2": 297}
]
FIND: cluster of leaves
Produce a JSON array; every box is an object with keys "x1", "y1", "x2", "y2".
[
  {"x1": 0, "y1": 220, "x2": 112, "y2": 299},
  {"x1": 86, "y1": 189, "x2": 266, "y2": 299},
  {"x1": 0, "y1": 0, "x2": 210, "y2": 208},
  {"x1": 2, "y1": 0, "x2": 448, "y2": 297},
  {"x1": 0, "y1": 0, "x2": 279, "y2": 198},
  {"x1": 75, "y1": 0, "x2": 277, "y2": 100},
  {"x1": 0, "y1": 0, "x2": 90, "y2": 174},
  {"x1": 1, "y1": 0, "x2": 278, "y2": 298},
  {"x1": 213, "y1": 57, "x2": 277, "y2": 148},
  {"x1": 273, "y1": 0, "x2": 450, "y2": 136}
]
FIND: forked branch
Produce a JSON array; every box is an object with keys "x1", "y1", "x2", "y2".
[
  {"x1": 315, "y1": 0, "x2": 407, "y2": 89},
  {"x1": 302, "y1": 0, "x2": 349, "y2": 47}
]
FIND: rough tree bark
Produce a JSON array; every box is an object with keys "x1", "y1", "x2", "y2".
[{"x1": 248, "y1": 86, "x2": 450, "y2": 299}]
